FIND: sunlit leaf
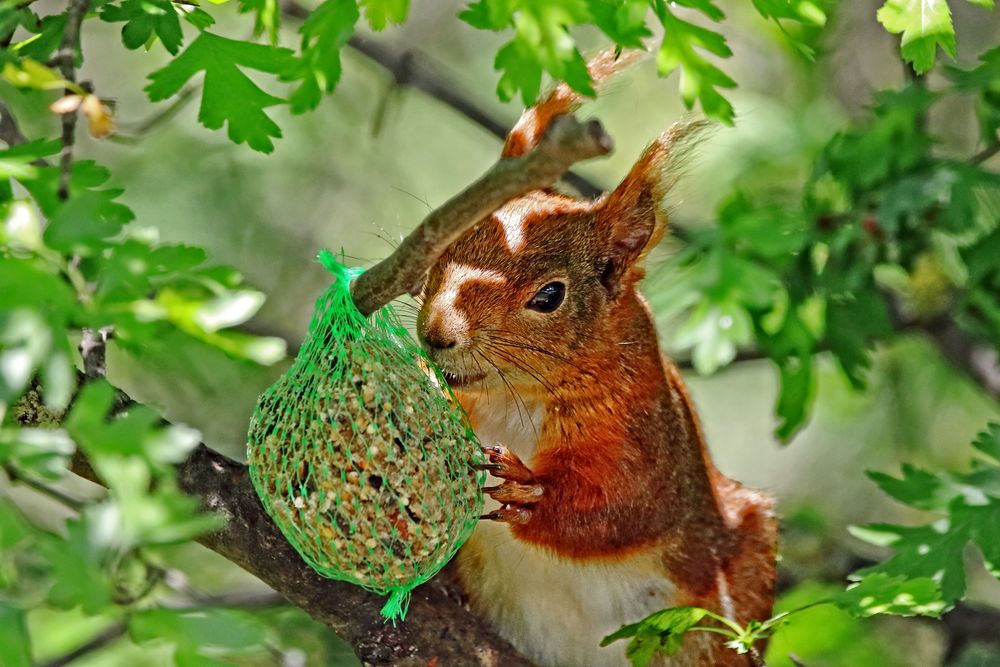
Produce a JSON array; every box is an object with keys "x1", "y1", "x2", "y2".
[{"x1": 146, "y1": 32, "x2": 296, "y2": 152}]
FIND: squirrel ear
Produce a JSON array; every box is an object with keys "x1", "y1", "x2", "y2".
[{"x1": 597, "y1": 121, "x2": 708, "y2": 295}]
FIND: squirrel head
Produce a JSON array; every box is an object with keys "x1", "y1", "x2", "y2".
[{"x1": 417, "y1": 122, "x2": 702, "y2": 395}]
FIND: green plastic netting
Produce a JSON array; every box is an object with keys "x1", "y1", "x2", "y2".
[{"x1": 247, "y1": 250, "x2": 485, "y2": 622}]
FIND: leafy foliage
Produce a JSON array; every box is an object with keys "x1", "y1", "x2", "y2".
[
  {"x1": 100, "y1": 0, "x2": 185, "y2": 55},
  {"x1": 146, "y1": 32, "x2": 296, "y2": 153},
  {"x1": 877, "y1": 0, "x2": 995, "y2": 74},
  {"x1": 2, "y1": 0, "x2": 1000, "y2": 663},
  {"x1": 653, "y1": 75, "x2": 1000, "y2": 440},
  {"x1": 847, "y1": 423, "x2": 1000, "y2": 609}
]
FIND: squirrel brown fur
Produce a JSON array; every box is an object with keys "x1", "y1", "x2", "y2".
[{"x1": 417, "y1": 50, "x2": 777, "y2": 667}]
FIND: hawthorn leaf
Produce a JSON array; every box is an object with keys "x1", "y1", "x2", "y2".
[
  {"x1": 101, "y1": 0, "x2": 184, "y2": 54},
  {"x1": 832, "y1": 573, "x2": 946, "y2": 618},
  {"x1": 459, "y1": 0, "x2": 514, "y2": 30},
  {"x1": 361, "y1": 0, "x2": 409, "y2": 30},
  {"x1": 601, "y1": 607, "x2": 710, "y2": 667},
  {"x1": 288, "y1": 0, "x2": 360, "y2": 113},
  {"x1": 877, "y1": 0, "x2": 956, "y2": 74},
  {"x1": 238, "y1": 0, "x2": 281, "y2": 44},
  {"x1": 651, "y1": 1, "x2": 735, "y2": 123},
  {"x1": 587, "y1": 0, "x2": 651, "y2": 48},
  {"x1": 146, "y1": 32, "x2": 296, "y2": 152},
  {"x1": 0, "y1": 604, "x2": 30, "y2": 667}
]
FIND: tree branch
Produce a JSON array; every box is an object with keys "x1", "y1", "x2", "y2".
[
  {"x1": 36, "y1": 623, "x2": 127, "y2": 667},
  {"x1": 53, "y1": 384, "x2": 533, "y2": 667},
  {"x1": 350, "y1": 114, "x2": 612, "y2": 315}
]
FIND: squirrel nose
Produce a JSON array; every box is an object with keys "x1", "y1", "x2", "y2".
[{"x1": 423, "y1": 329, "x2": 457, "y2": 351}]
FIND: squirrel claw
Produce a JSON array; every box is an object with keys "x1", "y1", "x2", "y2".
[
  {"x1": 479, "y1": 444, "x2": 534, "y2": 484},
  {"x1": 485, "y1": 482, "x2": 544, "y2": 505},
  {"x1": 480, "y1": 506, "x2": 532, "y2": 525}
]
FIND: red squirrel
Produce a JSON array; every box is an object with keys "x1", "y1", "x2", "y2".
[{"x1": 417, "y1": 50, "x2": 777, "y2": 667}]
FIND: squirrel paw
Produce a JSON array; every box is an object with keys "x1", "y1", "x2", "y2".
[
  {"x1": 474, "y1": 444, "x2": 534, "y2": 483},
  {"x1": 476, "y1": 445, "x2": 541, "y2": 525}
]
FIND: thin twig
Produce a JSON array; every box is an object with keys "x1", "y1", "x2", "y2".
[
  {"x1": 54, "y1": 0, "x2": 92, "y2": 201},
  {"x1": 3, "y1": 466, "x2": 84, "y2": 511},
  {"x1": 350, "y1": 114, "x2": 613, "y2": 315},
  {"x1": 0, "y1": 101, "x2": 29, "y2": 147},
  {"x1": 36, "y1": 623, "x2": 127, "y2": 667},
  {"x1": 973, "y1": 141, "x2": 1000, "y2": 165},
  {"x1": 112, "y1": 85, "x2": 199, "y2": 142}
]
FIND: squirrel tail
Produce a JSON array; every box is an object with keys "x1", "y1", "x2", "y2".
[{"x1": 501, "y1": 48, "x2": 644, "y2": 158}]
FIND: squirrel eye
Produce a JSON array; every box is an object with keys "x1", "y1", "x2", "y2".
[{"x1": 526, "y1": 282, "x2": 566, "y2": 313}]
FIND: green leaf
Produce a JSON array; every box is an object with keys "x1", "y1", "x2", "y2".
[
  {"x1": 945, "y1": 46, "x2": 1000, "y2": 139},
  {"x1": 651, "y1": 1, "x2": 735, "y2": 123},
  {"x1": 0, "y1": 427, "x2": 75, "y2": 479},
  {"x1": 287, "y1": 0, "x2": 360, "y2": 113},
  {"x1": 824, "y1": 288, "x2": 891, "y2": 388},
  {"x1": 866, "y1": 464, "x2": 950, "y2": 511},
  {"x1": 181, "y1": 6, "x2": 215, "y2": 29},
  {"x1": 877, "y1": 0, "x2": 956, "y2": 74},
  {"x1": 65, "y1": 381, "x2": 201, "y2": 469},
  {"x1": 0, "y1": 4, "x2": 40, "y2": 43},
  {"x1": 40, "y1": 517, "x2": 114, "y2": 612},
  {"x1": 1, "y1": 57, "x2": 63, "y2": 90},
  {"x1": 601, "y1": 607, "x2": 710, "y2": 667},
  {"x1": 831, "y1": 573, "x2": 947, "y2": 617},
  {"x1": 146, "y1": 32, "x2": 297, "y2": 153},
  {"x1": 673, "y1": 298, "x2": 753, "y2": 375},
  {"x1": 458, "y1": 0, "x2": 514, "y2": 30},
  {"x1": 43, "y1": 188, "x2": 133, "y2": 253},
  {"x1": 0, "y1": 310, "x2": 54, "y2": 406},
  {"x1": 495, "y1": 38, "x2": 543, "y2": 105},
  {"x1": 852, "y1": 425, "x2": 1000, "y2": 607},
  {"x1": 0, "y1": 604, "x2": 31, "y2": 667},
  {"x1": 587, "y1": 0, "x2": 651, "y2": 48},
  {"x1": 361, "y1": 0, "x2": 408, "y2": 30},
  {"x1": 972, "y1": 423, "x2": 1000, "y2": 463},
  {"x1": 754, "y1": 308, "x2": 816, "y2": 440},
  {"x1": 100, "y1": 0, "x2": 184, "y2": 54},
  {"x1": 238, "y1": 0, "x2": 281, "y2": 44},
  {"x1": 16, "y1": 13, "x2": 66, "y2": 63},
  {"x1": 752, "y1": 0, "x2": 826, "y2": 25}
]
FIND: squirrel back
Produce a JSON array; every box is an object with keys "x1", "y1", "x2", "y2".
[{"x1": 418, "y1": 49, "x2": 776, "y2": 667}]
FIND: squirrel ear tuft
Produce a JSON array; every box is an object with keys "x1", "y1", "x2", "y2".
[{"x1": 597, "y1": 120, "x2": 710, "y2": 294}]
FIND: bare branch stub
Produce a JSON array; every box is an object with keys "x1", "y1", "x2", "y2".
[{"x1": 350, "y1": 114, "x2": 613, "y2": 316}]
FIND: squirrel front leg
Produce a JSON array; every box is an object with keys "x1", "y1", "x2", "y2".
[
  {"x1": 478, "y1": 441, "x2": 671, "y2": 557},
  {"x1": 477, "y1": 445, "x2": 543, "y2": 525}
]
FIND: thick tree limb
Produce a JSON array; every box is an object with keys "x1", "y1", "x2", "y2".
[
  {"x1": 62, "y1": 388, "x2": 533, "y2": 667},
  {"x1": 350, "y1": 114, "x2": 612, "y2": 315}
]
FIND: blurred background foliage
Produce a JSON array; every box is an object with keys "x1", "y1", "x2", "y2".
[{"x1": 1, "y1": 0, "x2": 1000, "y2": 665}]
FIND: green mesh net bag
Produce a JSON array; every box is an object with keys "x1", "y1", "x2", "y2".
[{"x1": 247, "y1": 250, "x2": 485, "y2": 622}]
